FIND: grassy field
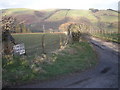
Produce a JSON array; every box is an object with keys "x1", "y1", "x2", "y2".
[
  {"x1": 3, "y1": 33, "x2": 98, "y2": 87},
  {"x1": 46, "y1": 9, "x2": 97, "y2": 22},
  {"x1": 92, "y1": 33, "x2": 120, "y2": 43},
  {"x1": 12, "y1": 33, "x2": 66, "y2": 57}
]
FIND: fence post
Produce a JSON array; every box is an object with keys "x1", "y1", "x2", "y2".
[
  {"x1": 41, "y1": 34, "x2": 46, "y2": 54},
  {"x1": 59, "y1": 34, "x2": 63, "y2": 49}
]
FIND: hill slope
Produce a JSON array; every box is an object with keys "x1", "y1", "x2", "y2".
[{"x1": 1, "y1": 8, "x2": 118, "y2": 32}]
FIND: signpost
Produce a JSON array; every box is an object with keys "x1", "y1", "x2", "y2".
[{"x1": 13, "y1": 43, "x2": 26, "y2": 55}]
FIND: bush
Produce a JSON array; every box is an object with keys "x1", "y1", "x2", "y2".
[{"x1": 2, "y1": 56, "x2": 37, "y2": 86}]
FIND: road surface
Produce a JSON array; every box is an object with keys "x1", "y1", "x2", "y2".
[{"x1": 15, "y1": 37, "x2": 119, "y2": 88}]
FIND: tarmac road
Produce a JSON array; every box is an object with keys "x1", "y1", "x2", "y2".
[{"x1": 16, "y1": 37, "x2": 119, "y2": 88}]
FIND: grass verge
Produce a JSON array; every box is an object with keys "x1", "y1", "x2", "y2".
[
  {"x1": 2, "y1": 41, "x2": 98, "y2": 87},
  {"x1": 39, "y1": 42, "x2": 97, "y2": 78},
  {"x1": 92, "y1": 33, "x2": 120, "y2": 43}
]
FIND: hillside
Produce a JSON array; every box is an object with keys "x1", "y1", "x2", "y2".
[{"x1": 1, "y1": 8, "x2": 118, "y2": 32}]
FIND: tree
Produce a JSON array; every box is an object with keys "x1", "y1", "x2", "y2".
[
  {"x1": 67, "y1": 23, "x2": 81, "y2": 43},
  {"x1": 89, "y1": 8, "x2": 99, "y2": 13},
  {"x1": 21, "y1": 23, "x2": 27, "y2": 33},
  {"x1": 15, "y1": 24, "x2": 21, "y2": 33},
  {"x1": 2, "y1": 15, "x2": 16, "y2": 55},
  {"x1": 59, "y1": 22, "x2": 90, "y2": 44},
  {"x1": 2, "y1": 16, "x2": 16, "y2": 32},
  {"x1": 59, "y1": 22, "x2": 75, "y2": 32}
]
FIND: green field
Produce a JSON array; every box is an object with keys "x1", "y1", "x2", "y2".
[
  {"x1": 12, "y1": 33, "x2": 66, "y2": 57},
  {"x1": 3, "y1": 33, "x2": 98, "y2": 87},
  {"x1": 46, "y1": 9, "x2": 98, "y2": 22}
]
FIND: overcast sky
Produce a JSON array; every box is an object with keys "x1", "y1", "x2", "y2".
[{"x1": 0, "y1": 0, "x2": 119, "y2": 10}]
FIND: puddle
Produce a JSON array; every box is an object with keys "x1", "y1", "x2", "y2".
[{"x1": 100, "y1": 67, "x2": 111, "y2": 74}]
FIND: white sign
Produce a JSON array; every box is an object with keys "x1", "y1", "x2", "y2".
[{"x1": 13, "y1": 43, "x2": 25, "y2": 55}]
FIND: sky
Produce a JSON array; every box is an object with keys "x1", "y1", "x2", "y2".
[{"x1": 0, "y1": 0, "x2": 119, "y2": 10}]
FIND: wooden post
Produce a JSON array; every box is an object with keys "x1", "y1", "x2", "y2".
[
  {"x1": 41, "y1": 34, "x2": 46, "y2": 54},
  {"x1": 59, "y1": 34, "x2": 62, "y2": 49},
  {"x1": 43, "y1": 25, "x2": 45, "y2": 33}
]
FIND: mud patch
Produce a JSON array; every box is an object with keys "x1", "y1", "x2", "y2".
[
  {"x1": 100, "y1": 67, "x2": 111, "y2": 74},
  {"x1": 66, "y1": 77, "x2": 91, "y2": 86}
]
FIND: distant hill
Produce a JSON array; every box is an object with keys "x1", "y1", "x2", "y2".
[{"x1": 1, "y1": 8, "x2": 118, "y2": 32}]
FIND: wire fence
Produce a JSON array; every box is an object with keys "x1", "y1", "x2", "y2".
[
  {"x1": 81, "y1": 29, "x2": 119, "y2": 43},
  {"x1": 12, "y1": 33, "x2": 67, "y2": 57}
]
